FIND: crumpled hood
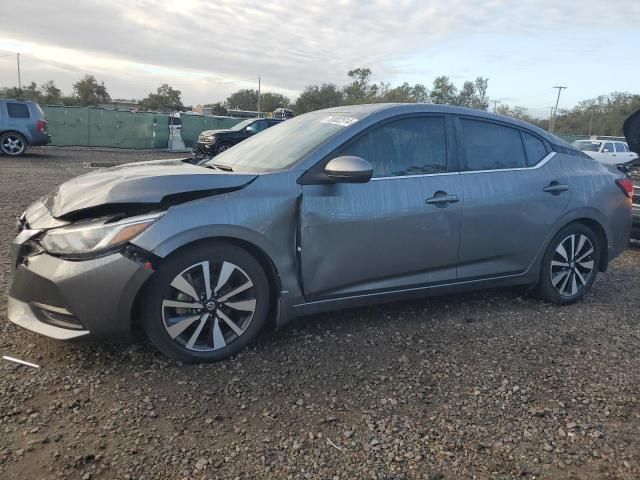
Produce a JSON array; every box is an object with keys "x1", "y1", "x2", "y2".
[
  {"x1": 42, "y1": 159, "x2": 256, "y2": 219},
  {"x1": 623, "y1": 109, "x2": 640, "y2": 154}
]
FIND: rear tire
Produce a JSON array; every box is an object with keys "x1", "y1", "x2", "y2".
[
  {"x1": 0, "y1": 132, "x2": 28, "y2": 156},
  {"x1": 141, "y1": 242, "x2": 270, "y2": 363},
  {"x1": 535, "y1": 223, "x2": 600, "y2": 304}
]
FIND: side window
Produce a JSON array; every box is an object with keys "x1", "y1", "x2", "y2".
[
  {"x1": 614, "y1": 142, "x2": 628, "y2": 152},
  {"x1": 251, "y1": 120, "x2": 268, "y2": 133},
  {"x1": 521, "y1": 131, "x2": 548, "y2": 166},
  {"x1": 7, "y1": 103, "x2": 30, "y2": 119},
  {"x1": 602, "y1": 142, "x2": 614, "y2": 153},
  {"x1": 460, "y1": 118, "x2": 526, "y2": 170},
  {"x1": 339, "y1": 116, "x2": 447, "y2": 178}
]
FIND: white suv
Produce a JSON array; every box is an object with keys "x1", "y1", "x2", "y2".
[{"x1": 573, "y1": 139, "x2": 638, "y2": 166}]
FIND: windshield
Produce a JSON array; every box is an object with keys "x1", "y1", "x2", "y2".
[
  {"x1": 574, "y1": 140, "x2": 602, "y2": 152},
  {"x1": 230, "y1": 119, "x2": 257, "y2": 131},
  {"x1": 205, "y1": 111, "x2": 363, "y2": 172}
]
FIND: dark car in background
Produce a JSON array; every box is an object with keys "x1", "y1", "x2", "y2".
[
  {"x1": 193, "y1": 117, "x2": 283, "y2": 158},
  {"x1": 0, "y1": 99, "x2": 51, "y2": 156},
  {"x1": 632, "y1": 184, "x2": 640, "y2": 240},
  {"x1": 623, "y1": 110, "x2": 640, "y2": 239}
]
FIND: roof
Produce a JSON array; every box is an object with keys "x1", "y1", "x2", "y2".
[{"x1": 315, "y1": 103, "x2": 572, "y2": 148}]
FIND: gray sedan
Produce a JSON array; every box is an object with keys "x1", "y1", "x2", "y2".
[{"x1": 8, "y1": 104, "x2": 633, "y2": 362}]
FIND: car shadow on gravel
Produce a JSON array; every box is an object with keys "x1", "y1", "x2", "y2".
[{"x1": 38, "y1": 285, "x2": 534, "y2": 368}]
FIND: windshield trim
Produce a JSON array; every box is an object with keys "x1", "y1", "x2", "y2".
[
  {"x1": 230, "y1": 119, "x2": 258, "y2": 131},
  {"x1": 205, "y1": 111, "x2": 370, "y2": 174}
]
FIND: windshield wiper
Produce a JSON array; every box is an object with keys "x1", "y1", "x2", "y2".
[{"x1": 211, "y1": 163, "x2": 234, "y2": 172}]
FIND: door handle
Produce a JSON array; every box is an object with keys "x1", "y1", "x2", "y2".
[
  {"x1": 425, "y1": 192, "x2": 459, "y2": 206},
  {"x1": 543, "y1": 182, "x2": 569, "y2": 195}
]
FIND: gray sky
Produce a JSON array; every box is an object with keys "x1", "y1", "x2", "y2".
[{"x1": 1, "y1": 0, "x2": 638, "y2": 117}]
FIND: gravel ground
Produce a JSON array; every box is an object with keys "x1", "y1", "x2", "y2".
[{"x1": 1, "y1": 147, "x2": 639, "y2": 480}]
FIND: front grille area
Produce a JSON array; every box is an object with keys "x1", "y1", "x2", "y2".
[{"x1": 83, "y1": 161, "x2": 126, "y2": 169}]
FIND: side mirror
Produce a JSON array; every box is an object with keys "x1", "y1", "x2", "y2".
[
  {"x1": 245, "y1": 126, "x2": 257, "y2": 135},
  {"x1": 324, "y1": 156, "x2": 373, "y2": 183}
]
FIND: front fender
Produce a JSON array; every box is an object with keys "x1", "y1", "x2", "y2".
[{"x1": 129, "y1": 173, "x2": 305, "y2": 313}]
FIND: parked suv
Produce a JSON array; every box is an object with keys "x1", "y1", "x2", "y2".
[
  {"x1": 0, "y1": 99, "x2": 51, "y2": 156},
  {"x1": 193, "y1": 118, "x2": 282, "y2": 158}
]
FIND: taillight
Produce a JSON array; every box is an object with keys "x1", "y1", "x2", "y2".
[
  {"x1": 615, "y1": 178, "x2": 633, "y2": 198},
  {"x1": 36, "y1": 120, "x2": 46, "y2": 134}
]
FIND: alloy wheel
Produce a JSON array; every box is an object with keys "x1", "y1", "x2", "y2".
[
  {"x1": 1, "y1": 134, "x2": 25, "y2": 155},
  {"x1": 550, "y1": 233, "x2": 595, "y2": 297},
  {"x1": 162, "y1": 260, "x2": 256, "y2": 352}
]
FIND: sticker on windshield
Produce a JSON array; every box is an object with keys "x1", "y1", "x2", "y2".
[{"x1": 320, "y1": 116, "x2": 359, "y2": 127}]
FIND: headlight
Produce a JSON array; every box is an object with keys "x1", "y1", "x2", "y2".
[
  {"x1": 39, "y1": 212, "x2": 163, "y2": 255},
  {"x1": 203, "y1": 135, "x2": 215, "y2": 142}
]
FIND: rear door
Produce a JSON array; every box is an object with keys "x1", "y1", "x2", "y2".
[
  {"x1": 300, "y1": 115, "x2": 463, "y2": 299},
  {"x1": 456, "y1": 117, "x2": 571, "y2": 279},
  {"x1": 614, "y1": 142, "x2": 638, "y2": 163}
]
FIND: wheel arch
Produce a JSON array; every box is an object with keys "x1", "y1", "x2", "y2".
[
  {"x1": 215, "y1": 139, "x2": 235, "y2": 150},
  {"x1": 131, "y1": 235, "x2": 283, "y2": 337},
  {"x1": 570, "y1": 217, "x2": 609, "y2": 272},
  {"x1": 1, "y1": 129, "x2": 30, "y2": 146}
]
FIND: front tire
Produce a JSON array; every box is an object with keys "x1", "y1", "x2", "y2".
[
  {"x1": 535, "y1": 224, "x2": 600, "y2": 304},
  {"x1": 0, "y1": 132, "x2": 28, "y2": 156},
  {"x1": 141, "y1": 242, "x2": 270, "y2": 363},
  {"x1": 215, "y1": 142, "x2": 233, "y2": 155}
]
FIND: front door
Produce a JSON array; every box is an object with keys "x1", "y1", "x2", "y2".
[{"x1": 300, "y1": 115, "x2": 462, "y2": 299}]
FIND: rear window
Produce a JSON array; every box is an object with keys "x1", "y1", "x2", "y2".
[
  {"x1": 460, "y1": 118, "x2": 526, "y2": 170},
  {"x1": 7, "y1": 103, "x2": 30, "y2": 119},
  {"x1": 522, "y1": 132, "x2": 548, "y2": 166},
  {"x1": 575, "y1": 141, "x2": 601, "y2": 152}
]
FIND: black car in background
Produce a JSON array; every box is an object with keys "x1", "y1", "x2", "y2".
[
  {"x1": 623, "y1": 110, "x2": 640, "y2": 239},
  {"x1": 632, "y1": 184, "x2": 640, "y2": 240},
  {"x1": 193, "y1": 118, "x2": 283, "y2": 158}
]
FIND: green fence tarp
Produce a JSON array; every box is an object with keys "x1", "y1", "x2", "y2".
[{"x1": 43, "y1": 106, "x2": 243, "y2": 149}]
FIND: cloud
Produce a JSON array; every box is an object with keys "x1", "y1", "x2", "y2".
[{"x1": 0, "y1": 0, "x2": 638, "y2": 105}]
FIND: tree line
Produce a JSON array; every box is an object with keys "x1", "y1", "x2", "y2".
[
  {"x1": 0, "y1": 75, "x2": 183, "y2": 111},
  {"x1": 1, "y1": 71, "x2": 638, "y2": 136},
  {"x1": 493, "y1": 92, "x2": 640, "y2": 137}
]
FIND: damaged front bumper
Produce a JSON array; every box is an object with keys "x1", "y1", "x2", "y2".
[{"x1": 7, "y1": 229, "x2": 153, "y2": 342}]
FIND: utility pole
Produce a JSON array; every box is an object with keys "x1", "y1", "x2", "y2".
[
  {"x1": 17, "y1": 52, "x2": 21, "y2": 91},
  {"x1": 588, "y1": 109, "x2": 594, "y2": 137},
  {"x1": 257, "y1": 76, "x2": 261, "y2": 116},
  {"x1": 550, "y1": 86, "x2": 567, "y2": 133},
  {"x1": 492, "y1": 100, "x2": 500, "y2": 112}
]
